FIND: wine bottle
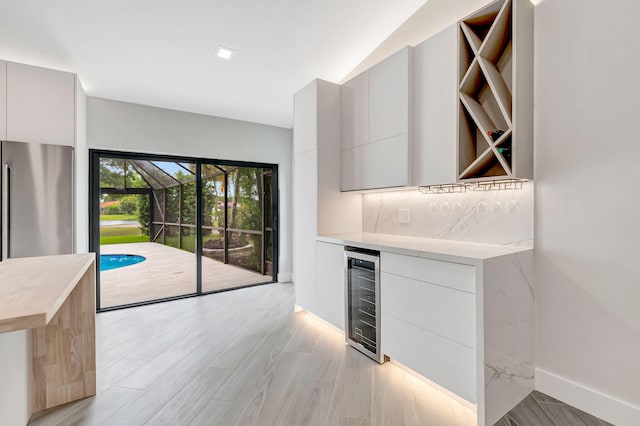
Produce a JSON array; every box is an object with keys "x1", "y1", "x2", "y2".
[
  {"x1": 487, "y1": 130, "x2": 505, "y2": 141},
  {"x1": 497, "y1": 147, "x2": 511, "y2": 162}
]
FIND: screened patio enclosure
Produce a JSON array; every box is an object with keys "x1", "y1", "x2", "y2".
[{"x1": 92, "y1": 152, "x2": 277, "y2": 310}]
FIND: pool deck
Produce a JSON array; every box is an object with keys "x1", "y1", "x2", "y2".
[{"x1": 100, "y1": 242, "x2": 271, "y2": 308}]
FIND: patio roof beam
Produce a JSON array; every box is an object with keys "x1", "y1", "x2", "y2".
[
  {"x1": 151, "y1": 225, "x2": 165, "y2": 242},
  {"x1": 148, "y1": 161, "x2": 182, "y2": 186},
  {"x1": 129, "y1": 161, "x2": 164, "y2": 189},
  {"x1": 202, "y1": 171, "x2": 224, "y2": 180},
  {"x1": 176, "y1": 162, "x2": 195, "y2": 175},
  {"x1": 152, "y1": 191, "x2": 165, "y2": 221}
]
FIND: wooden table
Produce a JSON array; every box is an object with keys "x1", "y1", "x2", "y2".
[{"x1": 0, "y1": 253, "x2": 96, "y2": 425}]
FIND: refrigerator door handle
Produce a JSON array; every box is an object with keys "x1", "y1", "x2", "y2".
[{"x1": 1, "y1": 164, "x2": 8, "y2": 260}]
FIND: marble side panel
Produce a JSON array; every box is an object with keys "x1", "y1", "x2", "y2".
[
  {"x1": 479, "y1": 251, "x2": 535, "y2": 426},
  {"x1": 362, "y1": 182, "x2": 534, "y2": 247}
]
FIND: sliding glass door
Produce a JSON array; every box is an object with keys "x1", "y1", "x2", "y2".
[
  {"x1": 200, "y1": 165, "x2": 273, "y2": 292},
  {"x1": 90, "y1": 151, "x2": 278, "y2": 311}
]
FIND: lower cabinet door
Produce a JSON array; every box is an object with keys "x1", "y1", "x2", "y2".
[
  {"x1": 315, "y1": 241, "x2": 345, "y2": 330},
  {"x1": 381, "y1": 272, "x2": 475, "y2": 348},
  {"x1": 382, "y1": 313, "x2": 476, "y2": 404}
]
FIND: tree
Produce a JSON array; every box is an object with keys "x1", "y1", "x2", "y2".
[
  {"x1": 124, "y1": 163, "x2": 149, "y2": 188},
  {"x1": 104, "y1": 204, "x2": 122, "y2": 215},
  {"x1": 137, "y1": 195, "x2": 150, "y2": 237},
  {"x1": 99, "y1": 158, "x2": 150, "y2": 189},
  {"x1": 119, "y1": 195, "x2": 138, "y2": 215},
  {"x1": 99, "y1": 159, "x2": 124, "y2": 188}
]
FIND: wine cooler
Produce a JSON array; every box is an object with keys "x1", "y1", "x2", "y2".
[{"x1": 344, "y1": 247, "x2": 385, "y2": 363}]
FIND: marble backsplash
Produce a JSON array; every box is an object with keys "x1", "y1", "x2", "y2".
[{"x1": 362, "y1": 182, "x2": 534, "y2": 247}]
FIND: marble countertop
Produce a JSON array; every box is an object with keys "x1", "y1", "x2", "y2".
[
  {"x1": 0, "y1": 253, "x2": 95, "y2": 333},
  {"x1": 316, "y1": 232, "x2": 531, "y2": 265}
]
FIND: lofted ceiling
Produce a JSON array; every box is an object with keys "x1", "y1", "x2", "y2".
[{"x1": 0, "y1": 0, "x2": 428, "y2": 128}]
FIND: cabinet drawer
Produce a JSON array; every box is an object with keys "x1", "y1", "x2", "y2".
[
  {"x1": 381, "y1": 252, "x2": 475, "y2": 293},
  {"x1": 381, "y1": 272, "x2": 475, "y2": 348},
  {"x1": 382, "y1": 313, "x2": 476, "y2": 403}
]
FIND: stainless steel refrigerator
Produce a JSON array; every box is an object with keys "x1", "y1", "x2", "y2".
[{"x1": 1, "y1": 140, "x2": 74, "y2": 261}]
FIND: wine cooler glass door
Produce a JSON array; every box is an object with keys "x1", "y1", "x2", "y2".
[{"x1": 345, "y1": 251, "x2": 382, "y2": 363}]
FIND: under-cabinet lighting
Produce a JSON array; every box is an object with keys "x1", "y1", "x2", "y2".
[
  {"x1": 215, "y1": 46, "x2": 235, "y2": 60},
  {"x1": 419, "y1": 179, "x2": 527, "y2": 194}
]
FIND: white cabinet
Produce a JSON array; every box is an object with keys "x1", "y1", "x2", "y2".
[
  {"x1": 412, "y1": 25, "x2": 458, "y2": 186},
  {"x1": 368, "y1": 47, "x2": 411, "y2": 143},
  {"x1": 380, "y1": 252, "x2": 477, "y2": 403},
  {"x1": 315, "y1": 241, "x2": 345, "y2": 330},
  {"x1": 0, "y1": 61, "x2": 6, "y2": 140},
  {"x1": 382, "y1": 251, "x2": 475, "y2": 293},
  {"x1": 381, "y1": 272, "x2": 475, "y2": 348},
  {"x1": 382, "y1": 313, "x2": 476, "y2": 403},
  {"x1": 340, "y1": 72, "x2": 368, "y2": 151},
  {"x1": 341, "y1": 133, "x2": 409, "y2": 191},
  {"x1": 293, "y1": 80, "x2": 361, "y2": 313},
  {"x1": 6, "y1": 62, "x2": 76, "y2": 146},
  {"x1": 380, "y1": 248, "x2": 534, "y2": 425},
  {"x1": 341, "y1": 47, "x2": 413, "y2": 191},
  {"x1": 293, "y1": 149, "x2": 318, "y2": 311}
]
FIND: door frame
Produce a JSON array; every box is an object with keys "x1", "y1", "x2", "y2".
[{"x1": 89, "y1": 149, "x2": 279, "y2": 312}]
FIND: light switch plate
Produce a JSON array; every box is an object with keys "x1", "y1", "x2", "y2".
[{"x1": 399, "y1": 208, "x2": 411, "y2": 224}]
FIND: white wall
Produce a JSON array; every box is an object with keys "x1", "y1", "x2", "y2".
[
  {"x1": 341, "y1": 0, "x2": 493, "y2": 82},
  {"x1": 87, "y1": 97, "x2": 293, "y2": 281},
  {"x1": 534, "y1": 0, "x2": 640, "y2": 422}
]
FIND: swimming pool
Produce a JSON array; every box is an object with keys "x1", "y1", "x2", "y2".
[{"x1": 100, "y1": 254, "x2": 146, "y2": 271}]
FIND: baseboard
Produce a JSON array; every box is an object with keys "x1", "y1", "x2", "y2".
[
  {"x1": 536, "y1": 368, "x2": 640, "y2": 426},
  {"x1": 277, "y1": 272, "x2": 292, "y2": 283}
]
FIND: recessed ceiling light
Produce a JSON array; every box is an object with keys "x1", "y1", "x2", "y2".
[{"x1": 216, "y1": 46, "x2": 235, "y2": 60}]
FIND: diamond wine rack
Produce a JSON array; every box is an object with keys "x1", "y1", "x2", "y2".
[{"x1": 457, "y1": 0, "x2": 533, "y2": 182}]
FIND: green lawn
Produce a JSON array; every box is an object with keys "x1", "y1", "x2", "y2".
[
  {"x1": 100, "y1": 225, "x2": 223, "y2": 248},
  {"x1": 100, "y1": 226, "x2": 149, "y2": 245},
  {"x1": 100, "y1": 213, "x2": 138, "y2": 221}
]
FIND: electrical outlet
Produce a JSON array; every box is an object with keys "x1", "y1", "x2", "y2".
[{"x1": 399, "y1": 208, "x2": 411, "y2": 224}]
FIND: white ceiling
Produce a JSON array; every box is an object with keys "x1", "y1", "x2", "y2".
[{"x1": 0, "y1": 0, "x2": 428, "y2": 128}]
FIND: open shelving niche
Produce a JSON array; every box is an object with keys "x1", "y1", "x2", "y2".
[{"x1": 457, "y1": 0, "x2": 519, "y2": 181}]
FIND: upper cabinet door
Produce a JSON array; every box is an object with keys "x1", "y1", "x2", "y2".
[
  {"x1": 341, "y1": 71, "x2": 368, "y2": 151},
  {"x1": 368, "y1": 46, "x2": 411, "y2": 144},
  {"x1": 0, "y1": 61, "x2": 6, "y2": 140},
  {"x1": 413, "y1": 25, "x2": 458, "y2": 187},
  {"x1": 6, "y1": 62, "x2": 75, "y2": 146},
  {"x1": 340, "y1": 46, "x2": 413, "y2": 191}
]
